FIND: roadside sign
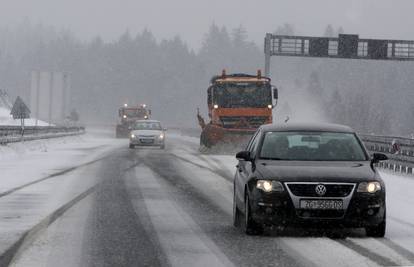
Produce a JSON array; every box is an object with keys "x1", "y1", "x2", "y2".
[
  {"x1": 11, "y1": 96, "x2": 31, "y2": 135},
  {"x1": 11, "y1": 96, "x2": 30, "y2": 119}
]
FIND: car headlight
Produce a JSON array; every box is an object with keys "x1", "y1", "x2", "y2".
[
  {"x1": 256, "y1": 180, "x2": 284, "y2": 192},
  {"x1": 130, "y1": 134, "x2": 135, "y2": 138},
  {"x1": 357, "y1": 182, "x2": 381, "y2": 193},
  {"x1": 159, "y1": 133, "x2": 164, "y2": 139}
]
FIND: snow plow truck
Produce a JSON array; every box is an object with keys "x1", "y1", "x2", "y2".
[
  {"x1": 116, "y1": 104, "x2": 151, "y2": 138},
  {"x1": 197, "y1": 70, "x2": 278, "y2": 152}
]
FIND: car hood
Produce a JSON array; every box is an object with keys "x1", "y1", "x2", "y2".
[
  {"x1": 255, "y1": 160, "x2": 378, "y2": 182},
  {"x1": 131, "y1": 130, "x2": 162, "y2": 136}
]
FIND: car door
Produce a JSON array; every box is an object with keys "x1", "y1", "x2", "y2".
[{"x1": 235, "y1": 130, "x2": 261, "y2": 207}]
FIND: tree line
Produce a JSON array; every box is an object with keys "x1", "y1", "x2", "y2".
[{"x1": 0, "y1": 21, "x2": 413, "y2": 136}]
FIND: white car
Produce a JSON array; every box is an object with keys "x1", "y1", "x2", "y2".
[{"x1": 129, "y1": 120, "x2": 166, "y2": 149}]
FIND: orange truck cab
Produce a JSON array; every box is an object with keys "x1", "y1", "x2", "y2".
[{"x1": 198, "y1": 70, "x2": 278, "y2": 150}]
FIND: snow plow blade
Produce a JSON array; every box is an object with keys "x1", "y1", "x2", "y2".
[{"x1": 199, "y1": 124, "x2": 255, "y2": 154}]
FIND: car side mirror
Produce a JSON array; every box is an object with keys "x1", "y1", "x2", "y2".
[
  {"x1": 236, "y1": 151, "x2": 252, "y2": 161},
  {"x1": 372, "y1": 153, "x2": 388, "y2": 163},
  {"x1": 272, "y1": 86, "x2": 278, "y2": 100}
]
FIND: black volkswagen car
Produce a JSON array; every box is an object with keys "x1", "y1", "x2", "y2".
[{"x1": 233, "y1": 123, "x2": 388, "y2": 236}]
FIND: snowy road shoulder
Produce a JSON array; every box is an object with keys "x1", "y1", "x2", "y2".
[{"x1": 0, "y1": 132, "x2": 125, "y2": 194}]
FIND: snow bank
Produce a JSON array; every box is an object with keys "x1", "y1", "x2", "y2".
[
  {"x1": 0, "y1": 107, "x2": 49, "y2": 126},
  {"x1": 0, "y1": 131, "x2": 125, "y2": 193}
]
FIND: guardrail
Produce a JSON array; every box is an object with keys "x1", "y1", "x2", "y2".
[
  {"x1": 360, "y1": 134, "x2": 414, "y2": 174},
  {"x1": 0, "y1": 126, "x2": 85, "y2": 144}
]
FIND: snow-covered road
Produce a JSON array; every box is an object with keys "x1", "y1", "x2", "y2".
[{"x1": 1, "y1": 130, "x2": 414, "y2": 267}]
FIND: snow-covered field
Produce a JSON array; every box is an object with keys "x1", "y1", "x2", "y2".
[
  {"x1": 0, "y1": 131, "x2": 123, "y2": 193},
  {"x1": 0, "y1": 107, "x2": 49, "y2": 126}
]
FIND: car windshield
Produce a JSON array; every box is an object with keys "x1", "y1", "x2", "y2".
[
  {"x1": 213, "y1": 82, "x2": 271, "y2": 108},
  {"x1": 133, "y1": 121, "x2": 162, "y2": 130},
  {"x1": 259, "y1": 131, "x2": 368, "y2": 161}
]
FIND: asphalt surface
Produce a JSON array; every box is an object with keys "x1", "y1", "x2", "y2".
[{"x1": 9, "y1": 135, "x2": 414, "y2": 267}]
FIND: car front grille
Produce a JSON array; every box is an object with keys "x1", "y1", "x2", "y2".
[
  {"x1": 139, "y1": 135, "x2": 156, "y2": 138},
  {"x1": 286, "y1": 183, "x2": 355, "y2": 198}
]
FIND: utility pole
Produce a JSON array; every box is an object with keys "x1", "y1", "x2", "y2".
[
  {"x1": 264, "y1": 33, "x2": 272, "y2": 77},
  {"x1": 48, "y1": 72, "x2": 54, "y2": 126}
]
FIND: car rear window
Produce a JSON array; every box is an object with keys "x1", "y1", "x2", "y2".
[{"x1": 259, "y1": 131, "x2": 368, "y2": 161}]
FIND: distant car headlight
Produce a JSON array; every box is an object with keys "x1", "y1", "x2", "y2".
[
  {"x1": 267, "y1": 104, "x2": 273, "y2": 109},
  {"x1": 256, "y1": 180, "x2": 284, "y2": 192},
  {"x1": 357, "y1": 182, "x2": 381, "y2": 193},
  {"x1": 123, "y1": 115, "x2": 127, "y2": 119},
  {"x1": 130, "y1": 134, "x2": 135, "y2": 139},
  {"x1": 159, "y1": 133, "x2": 164, "y2": 139}
]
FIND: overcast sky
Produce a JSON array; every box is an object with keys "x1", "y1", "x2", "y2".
[{"x1": 1, "y1": 0, "x2": 413, "y2": 50}]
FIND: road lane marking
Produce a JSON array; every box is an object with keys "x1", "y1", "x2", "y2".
[
  {"x1": 0, "y1": 185, "x2": 98, "y2": 266},
  {"x1": 131, "y1": 165, "x2": 235, "y2": 267},
  {"x1": 0, "y1": 156, "x2": 108, "y2": 199},
  {"x1": 347, "y1": 238, "x2": 413, "y2": 266}
]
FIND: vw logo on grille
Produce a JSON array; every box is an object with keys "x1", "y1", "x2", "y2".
[{"x1": 315, "y1": 184, "x2": 327, "y2": 196}]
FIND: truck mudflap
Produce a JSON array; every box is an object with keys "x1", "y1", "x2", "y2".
[{"x1": 199, "y1": 124, "x2": 255, "y2": 154}]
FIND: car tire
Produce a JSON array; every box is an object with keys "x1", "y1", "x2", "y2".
[
  {"x1": 244, "y1": 194, "x2": 263, "y2": 235},
  {"x1": 365, "y1": 219, "x2": 386, "y2": 237},
  {"x1": 129, "y1": 144, "x2": 135, "y2": 149},
  {"x1": 233, "y1": 189, "x2": 242, "y2": 228}
]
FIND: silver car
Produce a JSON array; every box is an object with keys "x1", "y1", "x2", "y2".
[{"x1": 129, "y1": 120, "x2": 166, "y2": 149}]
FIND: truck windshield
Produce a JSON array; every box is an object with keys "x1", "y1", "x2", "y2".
[
  {"x1": 259, "y1": 131, "x2": 368, "y2": 161},
  {"x1": 213, "y1": 83, "x2": 271, "y2": 108},
  {"x1": 122, "y1": 108, "x2": 146, "y2": 117}
]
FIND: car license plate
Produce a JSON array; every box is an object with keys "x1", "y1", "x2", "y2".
[
  {"x1": 300, "y1": 200, "x2": 343, "y2": 210},
  {"x1": 140, "y1": 139, "x2": 154, "y2": 144}
]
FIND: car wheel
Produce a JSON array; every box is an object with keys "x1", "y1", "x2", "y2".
[
  {"x1": 129, "y1": 144, "x2": 135, "y2": 149},
  {"x1": 233, "y1": 189, "x2": 242, "y2": 228},
  {"x1": 244, "y1": 194, "x2": 263, "y2": 235},
  {"x1": 366, "y1": 219, "x2": 386, "y2": 237}
]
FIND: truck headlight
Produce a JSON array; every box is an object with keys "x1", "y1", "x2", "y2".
[
  {"x1": 256, "y1": 180, "x2": 284, "y2": 192},
  {"x1": 123, "y1": 115, "x2": 127, "y2": 119},
  {"x1": 213, "y1": 104, "x2": 219, "y2": 109},
  {"x1": 357, "y1": 182, "x2": 381, "y2": 193},
  {"x1": 267, "y1": 104, "x2": 273, "y2": 109},
  {"x1": 159, "y1": 133, "x2": 164, "y2": 139}
]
